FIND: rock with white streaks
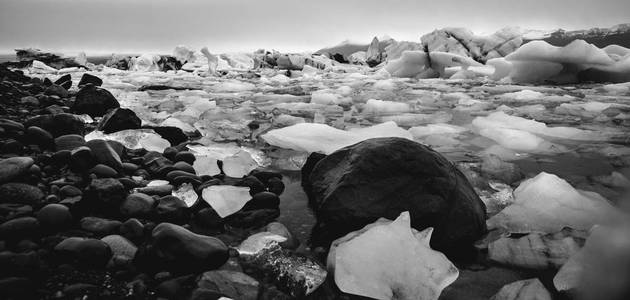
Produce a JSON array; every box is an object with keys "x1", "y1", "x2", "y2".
[{"x1": 327, "y1": 212, "x2": 458, "y2": 300}]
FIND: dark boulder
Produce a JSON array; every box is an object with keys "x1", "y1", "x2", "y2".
[
  {"x1": 97, "y1": 108, "x2": 141, "y2": 134},
  {"x1": 142, "y1": 223, "x2": 229, "y2": 273},
  {"x1": 24, "y1": 113, "x2": 85, "y2": 137},
  {"x1": 0, "y1": 183, "x2": 45, "y2": 205},
  {"x1": 303, "y1": 137, "x2": 486, "y2": 260},
  {"x1": 144, "y1": 126, "x2": 189, "y2": 146},
  {"x1": 72, "y1": 84, "x2": 120, "y2": 117},
  {"x1": 54, "y1": 237, "x2": 112, "y2": 268},
  {"x1": 78, "y1": 73, "x2": 103, "y2": 87},
  {"x1": 54, "y1": 74, "x2": 72, "y2": 89}
]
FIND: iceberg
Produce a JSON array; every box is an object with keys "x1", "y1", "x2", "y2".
[
  {"x1": 201, "y1": 185, "x2": 251, "y2": 218},
  {"x1": 261, "y1": 121, "x2": 413, "y2": 154},
  {"x1": 327, "y1": 212, "x2": 458, "y2": 300},
  {"x1": 487, "y1": 172, "x2": 621, "y2": 233}
]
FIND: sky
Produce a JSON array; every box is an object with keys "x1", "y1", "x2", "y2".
[{"x1": 0, "y1": 0, "x2": 629, "y2": 55}]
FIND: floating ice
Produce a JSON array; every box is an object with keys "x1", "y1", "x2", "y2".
[
  {"x1": 408, "y1": 123, "x2": 468, "y2": 138},
  {"x1": 85, "y1": 129, "x2": 171, "y2": 152},
  {"x1": 222, "y1": 150, "x2": 259, "y2": 178},
  {"x1": 499, "y1": 90, "x2": 544, "y2": 101},
  {"x1": 491, "y1": 278, "x2": 552, "y2": 300},
  {"x1": 362, "y1": 99, "x2": 410, "y2": 115},
  {"x1": 201, "y1": 47, "x2": 218, "y2": 74},
  {"x1": 384, "y1": 51, "x2": 433, "y2": 78},
  {"x1": 31, "y1": 60, "x2": 58, "y2": 73},
  {"x1": 487, "y1": 172, "x2": 621, "y2": 233},
  {"x1": 201, "y1": 185, "x2": 251, "y2": 218},
  {"x1": 327, "y1": 212, "x2": 458, "y2": 300},
  {"x1": 261, "y1": 121, "x2": 413, "y2": 154},
  {"x1": 192, "y1": 156, "x2": 221, "y2": 176}
]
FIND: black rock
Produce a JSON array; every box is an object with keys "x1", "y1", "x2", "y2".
[
  {"x1": 97, "y1": 108, "x2": 141, "y2": 134},
  {"x1": 44, "y1": 84, "x2": 69, "y2": 98},
  {"x1": 0, "y1": 183, "x2": 45, "y2": 205},
  {"x1": 0, "y1": 156, "x2": 34, "y2": 184},
  {"x1": 224, "y1": 209, "x2": 279, "y2": 229},
  {"x1": 36, "y1": 203, "x2": 73, "y2": 232},
  {"x1": 25, "y1": 126, "x2": 53, "y2": 149},
  {"x1": 86, "y1": 139, "x2": 123, "y2": 171},
  {"x1": 85, "y1": 178, "x2": 126, "y2": 206},
  {"x1": 80, "y1": 217, "x2": 122, "y2": 236},
  {"x1": 54, "y1": 237, "x2": 112, "y2": 268},
  {"x1": 243, "y1": 191, "x2": 279, "y2": 210},
  {"x1": 54, "y1": 134, "x2": 86, "y2": 151},
  {"x1": 236, "y1": 176, "x2": 266, "y2": 196},
  {"x1": 120, "y1": 193, "x2": 156, "y2": 217},
  {"x1": 0, "y1": 277, "x2": 35, "y2": 299},
  {"x1": 304, "y1": 137, "x2": 487, "y2": 260},
  {"x1": 90, "y1": 164, "x2": 119, "y2": 178},
  {"x1": 193, "y1": 208, "x2": 224, "y2": 230},
  {"x1": 174, "y1": 151, "x2": 196, "y2": 164},
  {"x1": 156, "y1": 195, "x2": 189, "y2": 224},
  {"x1": 24, "y1": 113, "x2": 85, "y2": 137},
  {"x1": 120, "y1": 218, "x2": 144, "y2": 242},
  {"x1": 173, "y1": 161, "x2": 196, "y2": 174},
  {"x1": 72, "y1": 84, "x2": 120, "y2": 117},
  {"x1": 0, "y1": 217, "x2": 39, "y2": 240},
  {"x1": 78, "y1": 73, "x2": 103, "y2": 87},
  {"x1": 69, "y1": 146, "x2": 96, "y2": 171},
  {"x1": 142, "y1": 223, "x2": 229, "y2": 273},
  {"x1": 266, "y1": 177, "x2": 285, "y2": 196},
  {"x1": 54, "y1": 74, "x2": 72, "y2": 89}
]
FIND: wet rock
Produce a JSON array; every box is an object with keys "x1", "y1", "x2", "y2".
[
  {"x1": 0, "y1": 217, "x2": 39, "y2": 240},
  {"x1": 86, "y1": 139, "x2": 123, "y2": 171},
  {"x1": 135, "y1": 184, "x2": 173, "y2": 196},
  {"x1": 80, "y1": 217, "x2": 122, "y2": 235},
  {"x1": 120, "y1": 218, "x2": 144, "y2": 242},
  {"x1": 20, "y1": 95, "x2": 40, "y2": 106},
  {"x1": 73, "y1": 84, "x2": 120, "y2": 117},
  {"x1": 0, "y1": 156, "x2": 34, "y2": 183},
  {"x1": 90, "y1": 164, "x2": 119, "y2": 178},
  {"x1": 69, "y1": 146, "x2": 96, "y2": 171},
  {"x1": 193, "y1": 208, "x2": 224, "y2": 230},
  {"x1": 266, "y1": 222, "x2": 298, "y2": 249},
  {"x1": 54, "y1": 74, "x2": 72, "y2": 89},
  {"x1": 156, "y1": 275, "x2": 196, "y2": 299},
  {"x1": 156, "y1": 195, "x2": 189, "y2": 224},
  {"x1": 26, "y1": 126, "x2": 53, "y2": 149},
  {"x1": 145, "y1": 126, "x2": 188, "y2": 146},
  {"x1": 195, "y1": 270, "x2": 260, "y2": 300},
  {"x1": 266, "y1": 177, "x2": 285, "y2": 196},
  {"x1": 0, "y1": 277, "x2": 35, "y2": 299},
  {"x1": 0, "y1": 183, "x2": 45, "y2": 205},
  {"x1": 37, "y1": 204, "x2": 73, "y2": 232},
  {"x1": 174, "y1": 151, "x2": 196, "y2": 164},
  {"x1": 236, "y1": 176, "x2": 266, "y2": 196},
  {"x1": 225, "y1": 209, "x2": 279, "y2": 229},
  {"x1": 0, "y1": 203, "x2": 33, "y2": 221},
  {"x1": 54, "y1": 237, "x2": 112, "y2": 268},
  {"x1": 78, "y1": 73, "x2": 102, "y2": 87},
  {"x1": 243, "y1": 191, "x2": 280, "y2": 211},
  {"x1": 304, "y1": 137, "x2": 486, "y2": 259},
  {"x1": 54, "y1": 134, "x2": 86, "y2": 151},
  {"x1": 0, "y1": 250, "x2": 41, "y2": 275},
  {"x1": 101, "y1": 234, "x2": 137, "y2": 261},
  {"x1": 491, "y1": 278, "x2": 552, "y2": 300},
  {"x1": 24, "y1": 113, "x2": 85, "y2": 137},
  {"x1": 120, "y1": 193, "x2": 156, "y2": 217},
  {"x1": 147, "y1": 223, "x2": 229, "y2": 273},
  {"x1": 85, "y1": 178, "x2": 126, "y2": 206},
  {"x1": 97, "y1": 108, "x2": 142, "y2": 134}
]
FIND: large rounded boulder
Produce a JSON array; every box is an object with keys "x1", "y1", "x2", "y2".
[
  {"x1": 72, "y1": 84, "x2": 120, "y2": 117},
  {"x1": 303, "y1": 137, "x2": 486, "y2": 259}
]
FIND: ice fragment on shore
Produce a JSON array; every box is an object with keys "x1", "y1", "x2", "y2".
[
  {"x1": 487, "y1": 172, "x2": 621, "y2": 233},
  {"x1": 85, "y1": 129, "x2": 170, "y2": 152},
  {"x1": 327, "y1": 212, "x2": 458, "y2": 300},
  {"x1": 491, "y1": 279, "x2": 552, "y2": 300},
  {"x1": 201, "y1": 185, "x2": 251, "y2": 218},
  {"x1": 261, "y1": 121, "x2": 412, "y2": 154}
]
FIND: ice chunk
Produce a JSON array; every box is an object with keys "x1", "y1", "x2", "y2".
[
  {"x1": 491, "y1": 279, "x2": 552, "y2": 300},
  {"x1": 327, "y1": 212, "x2": 458, "y2": 300},
  {"x1": 553, "y1": 223, "x2": 630, "y2": 299},
  {"x1": 261, "y1": 121, "x2": 413, "y2": 154},
  {"x1": 487, "y1": 58, "x2": 513, "y2": 81},
  {"x1": 372, "y1": 79, "x2": 395, "y2": 90},
  {"x1": 192, "y1": 156, "x2": 221, "y2": 176},
  {"x1": 408, "y1": 123, "x2": 467, "y2": 138},
  {"x1": 201, "y1": 47, "x2": 218, "y2": 75},
  {"x1": 362, "y1": 99, "x2": 410, "y2": 115},
  {"x1": 173, "y1": 45, "x2": 196, "y2": 64},
  {"x1": 130, "y1": 54, "x2": 160, "y2": 72},
  {"x1": 477, "y1": 127, "x2": 552, "y2": 152},
  {"x1": 500, "y1": 90, "x2": 544, "y2": 101},
  {"x1": 506, "y1": 40, "x2": 615, "y2": 66},
  {"x1": 31, "y1": 60, "x2": 58, "y2": 73},
  {"x1": 429, "y1": 52, "x2": 483, "y2": 76},
  {"x1": 384, "y1": 51, "x2": 432, "y2": 78},
  {"x1": 311, "y1": 91, "x2": 341, "y2": 105},
  {"x1": 160, "y1": 117, "x2": 197, "y2": 133},
  {"x1": 473, "y1": 111, "x2": 601, "y2": 141},
  {"x1": 201, "y1": 185, "x2": 251, "y2": 218},
  {"x1": 488, "y1": 229, "x2": 584, "y2": 269},
  {"x1": 84, "y1": 129, "x2": 171, "y2": 152},
  {"x1": 172, "y1": 183, "x2": 199, "y2": 207},
  {"x1": 222, "y1": 150, "x2": 259, "y2": 178},
  {"x1": 487, "y1": 172, "x2": 621, "y2": 233}
]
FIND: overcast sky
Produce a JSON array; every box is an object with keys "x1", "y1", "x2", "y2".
[{"x1": 1, "y1": 0, "x2": 628, "y2": 55}]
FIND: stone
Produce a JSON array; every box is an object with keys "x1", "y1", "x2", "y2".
[
  {"x1": 69, "y1": 146, "x2": 96, "y2": 171},
  {"x1": 86, "y1": 178, "x2": 126, "y2": 205},
  {"x1": 148, "y1": 223, "x2": 229, "y2": 273},
  {"x1": 80, "y1": 217, "x2": 122, "y2": 235},
  {"x1": 328, "y1": 212, "x2": 458, "y2": 300},
  {"x1": 266, "y1": 177, "x2": 285, "y2": 196},
  {"x1": 54, "y1": 134, "x2": 86, "y2": 151},
  {"x1": 86, "y1": 139, "x2": 123, "y2": 171},
  {"x1": 20, "y1": 95, "x2": 40, "y2": 106},
  {"x1": 196, "y1": 270, "x2": 260, "y2": 300},
  {"x1": 0, "y1": 217, "x2": 39, "y2": 240},
  {"x1": 90, "y1": 164, "x2": 119, "y2": 178},
  {"x1": 54, "y1": 74, "x2": 72, "y2": 89},
  {"x1": 73, "y1": 84, "x2": 120, "y2": 117},
  {"x1": 26, "y1": 126, "x2": 54, "y2": 148},
  {"x1": 0, "y1": 277, "x2": 35, "y2": 299},
  {"x1": 44, "y1": 84, "x2": 69, "y2": 98},
  {"x1": 156, "y1": 195, "x2": 189, "y2": 224},
  {"x1": 304, "y1": 137, "x2": 486, "y2": 259},
  {"x1": 174, "y1": 151, "x2": 196, "y2": 164},
  {"x1": 491, "y1": 279, "x2": 552, "y2": 300},
  {"x1": 224, "y1": 209, "x2": 279, "y2": 229},
  {"x1": 173, "y1": 161, "x2": 196, "y2": 174},
  {"x1": 266, "y1": 222, "x2": 298, "y2": 249},
  {"x1": 54, "y1": 237, "x2": 112, "y2": 268},
  {"x1": 78, "y1": 73, "x2": 103, "y2": 87},
  {"x1": 243, "y1": 191, "x2": 279, "y2": 211},
  {"x1": 236, "y1": 176, "x2": 266, "y2": 196},
  {"x1": 120, "y1": 218, "x2": 144, "y2": 241},
  {"x1": 97, "y1": 108, "x2": 142, "y2": 134},
  {"x1": 36, "y1": 204, "x2": 73, "y2": 232},
  {"x1": 24, "y1": 113, "x2": 85, "y2": 137},
  {"x1": 0, "y1": 157, "x2": 34, "y2": 183},
  {"x1": 0, "y1": 183, "x2": 45, "y2": 205},
  {"x1": 121, "y1": 193, "x2": 156, "y2": 217},
  {"x1": 101, "y1": 235, "x2": 137, "y2": 260}
]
